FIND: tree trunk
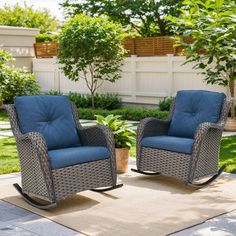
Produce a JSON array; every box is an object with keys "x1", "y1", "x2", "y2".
[
  {"x1": 229, "y1": 80, "x2": 235, "y2": 119},
  {"x1": 91, "y1": 92, "x2": 95, "y2": 109}
]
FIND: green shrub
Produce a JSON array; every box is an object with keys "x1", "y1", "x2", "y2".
[
  {"x1": 0, "y1": 49, "x2": 40, "y2": 104},
  {"x1": 44, "y1": 90, "x2": 63, "y2": 96},
  {"x1": 68, "y1": 92, "x2": 121, "y2": 110},
  {"x1": 42, "y1": 91, "x2": 121, "y2": 110},
  {"x1": 158, "y1": 97, "x2": 173, "y2": 111},
  {"x1": 94, "y1": 93, "x2": 121, "y2": 110},
  {"x1": 36, "y1": 34, "x2": 58, "y2": 43},
  {"x1": 78, "y1": 108, "x2": 168, "y2": 121},
  {"x1": 67, "y1": 92, "x2": 91, "y2": 108}
]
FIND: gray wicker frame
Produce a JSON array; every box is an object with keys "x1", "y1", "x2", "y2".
[
  {"x1": 135, "y1": 98, "x2": 231, "y2": 186},
  {"x1": 5, "y1": 103, "x2": 119, "y2": 208}
]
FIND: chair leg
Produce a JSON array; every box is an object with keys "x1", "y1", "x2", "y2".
[
  {"x1": 13, "y1": 183, "x2": 57, "y2": 210},
  {"x1": 131, "y1": 168, "x2": 161, "y2": 175},
  {"x1": 91, "y1": 183, "x2": 123, "y2": 192},
  {"x1": 186, "y1": 165, "x2": 226, "y2": 189}
]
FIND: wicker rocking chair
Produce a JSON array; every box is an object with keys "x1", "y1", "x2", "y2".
[
  {"x1": 132, "y1": 90, "x2": 230, "y2": 189},
  {"x1": 5, "y1": 95, "x2": 122, "y2": 209}
]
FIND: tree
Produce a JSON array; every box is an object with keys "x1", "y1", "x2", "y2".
[
  {"x1": 0, "y1": 49, "x2": 40, "y2": 104},
  {"x1": 58, "y1": 14, "x2": 125, "y2": 108},
  {"x1": 0, "y1": 2, "x2": 59, "y2": 33},
  {"x1": 169, "y1": 0, "x2": 236, "y2": 118},
  {"x1": 61, "y1": 0, "x2": 183, "y2": 37}
]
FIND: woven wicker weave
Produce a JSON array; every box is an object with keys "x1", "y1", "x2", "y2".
[
  {"x1": 136, "y1": 98, "x2": 231, "y2": 184},
  {"x1": 5, "y1": 103, "x2": 117, "y2": 204}
]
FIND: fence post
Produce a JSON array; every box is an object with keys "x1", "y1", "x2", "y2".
[
  {"x1": 167, "y1": 54, "x2": 174, "y2": 97},
  {"x1": 130, "y1": 55, "x2": 137, "y2": 103}
]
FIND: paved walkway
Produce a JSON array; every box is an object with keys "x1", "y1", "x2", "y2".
[{"x1": 1, "y1": 121, "x2": 236, "y2": 235}]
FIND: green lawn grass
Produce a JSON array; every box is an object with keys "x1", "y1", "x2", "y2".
[
  {"x1": 0, "y1": 137, "x2": 20, "y2": 174},
  {"x1": 0, "y1": 136, "x2": 235, "y2": 175},
  {"x1": 219, "y1": 136, "x2": 236, "y2": 173},
  {"x1": 0, "y1": 109, "x2": 9, "y2": 122}
]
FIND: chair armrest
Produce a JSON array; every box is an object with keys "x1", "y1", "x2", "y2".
[
  {"x1": 18, "y1": 131, "x2": 52, "y2": 173},
  {"x1": 79, "y1": 125, "x2": 115, "y2": 149},
  {"x1": 17, "y1": 132, "x2": 54, "y2": 199},
  {"x1": 78, "y1": 125, "x2": 116, "y2": 176},
  {"x1": 194, "y1": 121, "x2": 224, "y2": 140},
  {"x1": 189, "y1": 121, "x2": 225, "y2": 182},
  {"x1": 137, "y1": 117, "x2": 170, "y2": 144}
]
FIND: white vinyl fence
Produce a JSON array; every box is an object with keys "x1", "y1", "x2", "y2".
[{"x1": 33, "y1": 55, "x2": 227, "y2": 105}]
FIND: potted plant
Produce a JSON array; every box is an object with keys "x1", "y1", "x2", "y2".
[
  {"x1": 169, "y1": 0, "x2": 236, "y2": 130},
  {"x1": 95, "y1": 114, "x2": 136, "y2": 173}
]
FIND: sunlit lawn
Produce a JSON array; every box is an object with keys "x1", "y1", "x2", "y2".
[
  {"x1": 0, "y1": 136, "x2": 236, "y2": 174},
  {"x1": 219, "y1": 136, "x2": 236, "y2": 173},
  {"x1": 0, "y1": 109, "x2": 9, "y2": 121},
  {"x1": 0, "y1": 137, "x2": 20, "y2": 174}
]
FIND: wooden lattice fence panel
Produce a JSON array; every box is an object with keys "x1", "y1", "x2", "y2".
[
  {"x1": 34, "y1": 42, "x2": 58, "y2": 58},
  {"x1": 123, "y1": 36, "x2": 177, "y2": 56}
]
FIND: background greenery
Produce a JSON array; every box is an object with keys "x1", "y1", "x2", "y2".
[
  {"x1": 35, "y1": 34, "x2": 58, "y2": 43},
  {"x1": 0, "y1": 49, "x2": 40, "y2": 104},
  {"x1": 0, "y1": 2, "x2": 58, "y2": 33},
  {"x1": 169, "y1": 0, "x2": 236, "y2": 118},
  {"x1": 62, "y1": 0, "x2": 183, "y2": 37}
]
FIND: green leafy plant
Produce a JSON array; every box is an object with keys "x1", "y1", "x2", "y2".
[
  {"x1": 158, "y1": 97, "x2": 173, "y2": 111},
  {"x1": 169, "y1": 0, "x2": 236, "y2": 117},
  {"x1": 58, "y1": 14, "x2": 125, "y2": 108},
  {"x1": 0, "y1": 49, "x2": 40, "y2": 104},
  {"x1": 36, "y1": 34, "x2": 58, "y2": 43},
  {"x1": 95, "y1": 115, "x2": 136, "y2": 149}
]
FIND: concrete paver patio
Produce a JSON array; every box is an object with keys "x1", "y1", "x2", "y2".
[{"x1": 0, "y1": 121, "x2": 236, "y2": 235}]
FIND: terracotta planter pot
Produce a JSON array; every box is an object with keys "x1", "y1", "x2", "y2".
[
  {"x1": 115, "y1": 148, "x2": 129, "y2": 174},
  {"x1": 224, "y1": 118, "x2": 236, "y2": 131}
]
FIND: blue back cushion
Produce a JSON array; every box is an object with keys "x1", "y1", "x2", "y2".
[
  {"x1": 168, "y1": 90, "x2": 225, "y2": 138},
  {"x1": 15, "y1": 95, "x2": 80, "y2": 150}
]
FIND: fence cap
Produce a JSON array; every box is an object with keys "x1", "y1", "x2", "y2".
[{"x1": 0, "y1": 26, "x2": 39, "y2": 36}]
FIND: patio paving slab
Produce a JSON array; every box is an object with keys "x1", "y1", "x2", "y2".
[{"x1": 0, "y1": 200, "x2": 83, "y2": 236}]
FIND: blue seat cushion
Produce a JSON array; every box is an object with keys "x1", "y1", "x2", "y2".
[
  {"x1": 141, "y1": 135, "x2": 194, "y2": 154},
  {"x1": 48, "y1": 146, "x2": 110, "y2": 169},
  {"x1": 168, "y1": 90, "x2": 225, "y2": 138},
  {"x1": 14, "y1": 95, "x2": 80, "y2": 150}
]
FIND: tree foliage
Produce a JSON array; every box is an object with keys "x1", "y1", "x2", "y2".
[
  {"x1": 169, "y1": 0, "x2": 236, "y2": 117},
  {"x1": 0, "y1": 3, "x2": 59, "y2": 33},
  {"x1": 61, "y1": 0, "x2": 183, "y2": 36},
  {"x1": 0, "y1": 50, "x2": 40, "y2": 104},
  {"x1": 58, "y1": 14, "x2": 125, "y2": 108}
]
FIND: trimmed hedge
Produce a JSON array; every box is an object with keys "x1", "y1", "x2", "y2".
[
  {"x1": 68, "y1": 92, "x2": 121, "y2": 110},
  {"x1": 78, "y1": 108, "x2": 168, "y2": 121},
  {"x1": 44, "y1": 91, "x2": 121, "y2": 110}
]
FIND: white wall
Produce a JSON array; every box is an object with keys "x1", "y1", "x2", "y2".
[
  {"x1": 33, "y1": 55, "x2": 227, "y2": 105},
  {"x1": 0, "y1": 26, "x2": 39, "y2": 70}
]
